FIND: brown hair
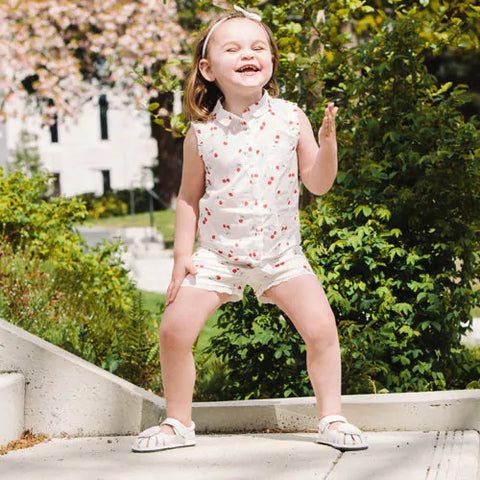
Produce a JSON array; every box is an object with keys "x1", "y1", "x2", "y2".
[{"x1": 183, "y1": 11, "x2": 280, "y2": 123}]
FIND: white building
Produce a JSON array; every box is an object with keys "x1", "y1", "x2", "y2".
[{"x1": 1, "y1": 93, "x2": 157, "y2": 197}]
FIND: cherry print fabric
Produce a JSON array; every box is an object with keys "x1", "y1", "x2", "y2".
[
  {"x1": 181, "y1": 91, "x2": 316, "y2": 303},
  {"x1": 183, "y1": 245, "x2": 315, "y2": 304},
  {"x1": 194, "y1": 91, "x2": 302, "y2": 264}
]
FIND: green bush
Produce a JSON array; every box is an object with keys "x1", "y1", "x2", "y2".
[
  {"x1": 202, "y1": 287, "x2": 311, "y2": 400},
  {"x1": 1, "y1": 170, "x2": 87, "y2": 252},
  {"x1": 0, "y1": 170, "x2": 162, "y2": 391},
  {"x1": 303, "y1": 199, "x2": 480, "y2": 393},
  {"x1": 199, "y1": 197, "x2": 480, "y2": 399},
  {"x1": 75, "y1": 188, "x2": 163, "y2": 220},
  {"x1": 317, "y1": 10, "x2": 480, "y2": 391},
  {"x1": 74, "y1": 191, "x2": 128, "y2": 219}
]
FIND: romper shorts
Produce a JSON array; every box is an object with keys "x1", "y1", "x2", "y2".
[{"x1": 181, "y1": 245, "x2": 317, "y2": 304}]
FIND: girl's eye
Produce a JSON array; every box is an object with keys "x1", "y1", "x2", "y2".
[
  {"x1": 226, "y1": 48, "x2": 238, "y2": 52},
  {"x1": 254, "y1": 46, "x2": 265, "y2": 51}
]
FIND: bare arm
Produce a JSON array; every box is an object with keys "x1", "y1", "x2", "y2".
[
  {"x1": 297, "y1": 103, "x2": 338, "y2": 196},
  {"x1": 166, "y1": 127, "x2": 206, "y2": 305}
]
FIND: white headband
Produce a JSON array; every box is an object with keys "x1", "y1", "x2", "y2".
[{"x1": 201, "y1": 5, "x2": 262, "y2": 59}]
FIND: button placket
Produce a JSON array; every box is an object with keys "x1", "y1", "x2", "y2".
[{"x1": 245, "y1": 117, "x2": 265, "y2": 259}]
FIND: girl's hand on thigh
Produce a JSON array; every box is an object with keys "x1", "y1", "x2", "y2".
[{"x1": 166, "y1": 256, "x2": 198, "y2": 306}]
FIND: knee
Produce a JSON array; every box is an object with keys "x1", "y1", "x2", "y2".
[
  {"x1": 302, "y1": 310, "x2": 338, "y2": 349},
  {"x1": 159, "y1": 315, "x2": 193, "y2": 351}
]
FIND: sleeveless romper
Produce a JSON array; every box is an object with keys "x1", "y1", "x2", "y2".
[{"x1": 181, "y1": 91, "x2": 315, "y2": 304}]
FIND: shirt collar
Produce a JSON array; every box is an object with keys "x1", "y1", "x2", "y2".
[{"x1": 212, "y1": 91, "x2": 271, "y2": 127}]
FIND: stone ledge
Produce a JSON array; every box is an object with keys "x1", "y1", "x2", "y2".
[
  {"x1": 0, "y1": 319, "x2": 164, "y2": 437},
  {"x1": 192, "y1": 389, "x2": 480, "y2": 433},
  {"x1": 0, "y1": 373, "x2": 25, "y2": 446}
]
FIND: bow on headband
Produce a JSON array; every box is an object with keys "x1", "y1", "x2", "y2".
[
  {"x1": 233, "y1": 5, "x2": 261, "y2": 21},
  {"x1": 201, "y1": 5, "x2": 263, "y2": 58}
]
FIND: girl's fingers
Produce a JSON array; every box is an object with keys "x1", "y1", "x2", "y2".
[
  {"x1": 319, "y1": 106, "x2": 338, "y2": 140},
  {"x1": 325, "y1": 104, "x2": 338, "y2": 118},
  {"x1": 170, "y1": 284, "x2": 180, "y2": 305},
  {"x1": 185, "y1": 260, "x2": 198, "y2": 276},
  {"x1": 166, "y1": 281, "x2": 174, "y2": 306},
  {"x1": 323, "y1": 115, "x2": 333, "y2": 132},
  {"x1": 166, "y1": 278, "x2": 181, "y2": 305},
  {"x1": 166, "y1": 259, "x2": 197, "y2": 305},
  {"x1": 166, "y1": 268, "x2": 181, "y2": 305}
]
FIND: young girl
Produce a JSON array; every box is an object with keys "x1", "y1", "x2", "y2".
[{"x1": 132, "y1": 6, "x2": 367, "y2": 453}]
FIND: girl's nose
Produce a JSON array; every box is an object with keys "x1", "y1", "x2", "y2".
[{"x1": 241, "y1": 50, "x2": 254, "y2": 60}]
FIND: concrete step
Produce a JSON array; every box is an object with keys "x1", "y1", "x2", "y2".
[
  {"x1": 0, "y1": 373, "x2": 25, "y2": 446},
  {"x1": 77, "y1": 226, "x2": 165, "y2": 252}
]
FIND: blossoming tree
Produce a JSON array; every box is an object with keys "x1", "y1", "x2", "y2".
[
  {"x1": 2, "y1": 0, "x2": 184, "y2": 120},
  {"x1": 1, "y1": 0, "x2": 186, "y2": 204}
]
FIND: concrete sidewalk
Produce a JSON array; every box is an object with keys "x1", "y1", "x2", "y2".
[{"x1": 1, "y1": 430, "x2": 478, "y2": 480}]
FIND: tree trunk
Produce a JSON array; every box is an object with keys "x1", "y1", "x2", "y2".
[{"x1": 150, "y1": 92, "x2": 183, "y2": 209}]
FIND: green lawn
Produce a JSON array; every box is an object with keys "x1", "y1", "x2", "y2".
[{"x1": 140, "y1": 290, "x2": 166, "y2": 317}]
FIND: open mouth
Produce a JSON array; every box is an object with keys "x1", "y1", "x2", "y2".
[{"x1": 236, "y1": 65, "x2": 260, "y2": 73}]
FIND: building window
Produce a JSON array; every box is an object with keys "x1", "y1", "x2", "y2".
[
  {"x1": 50, "y1": 115, "x2": 59, "y2": 143},
  {"x1": 101, "y1": 169, "x2": 111, "y2": 193},
  {"x1": 52, "y1": 173, "x2": 61, "y2": 196},
  {"x1": 99, "y1": 94, "x2": 109, "y2": 140}
]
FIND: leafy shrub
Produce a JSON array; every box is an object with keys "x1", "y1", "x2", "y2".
[
  {"x1": 198, "y1": 198, "x2": 480, "y2": 399},
  {"x1": 193, "y1": 358, "x2": 230, "y2": 401},
  {"x1": 302, "y1": 199, "x2": 480, "y2": 393},
  {"x1": 74, "y1": 191, "x2": 128, "y2": 219},
  {"x1": 317, "y1": 10, "x2": 480, "y2": 391},
  {"x1": 0, "y1": 170, "x2": 162, "y2": 391},
  {"x1": 75, "y1": 188, "x2": 163, "y2": 220},
  {"x1": 1, "y1": 170, "x2": 87, "y2": 251},
  {"x1": 114, "y1": 292, "x2": 163, "y2": 391},
  {"x1": 202, "y1": 287, "x2": 311, "y2": 400}
]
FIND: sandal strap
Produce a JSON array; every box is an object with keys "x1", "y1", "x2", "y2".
[
  {"x1": 337, "y1": 422, "x2": 362, "y2": 435},
  {"x1": 318, "y1": 414, "x2": 347, "y2": 432},
  {"x1": 161, "y1": 417, "x2": 195, "y2": 437},
  {"x1": 137, "y1": 425, "x2": 162, "y2": 438}
]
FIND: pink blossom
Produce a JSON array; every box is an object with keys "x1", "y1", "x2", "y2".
[{"x1": 1, "y1": 0, "x2": 186, "y2": 124}]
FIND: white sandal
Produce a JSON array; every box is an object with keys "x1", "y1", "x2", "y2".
[
  {"x1": 131, "y1": 417, "x2": 196, "y2": 453},
  {"x1": 317, "y1": 414, "x2": 368, "y2": 451}
]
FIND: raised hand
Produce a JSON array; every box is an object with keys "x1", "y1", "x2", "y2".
[{"x1": 318, "y1": 102, "x2": 338, "y2": 145}]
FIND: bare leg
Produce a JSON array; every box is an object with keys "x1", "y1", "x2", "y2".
[
  {"x1": 158, "y1": 286, "x2": 230, "y2": 434},
  {"x1": 263, "y1": 274, "x2": 342, "y2": 424}
]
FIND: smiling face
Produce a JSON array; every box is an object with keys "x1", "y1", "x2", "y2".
[{"x1": 199, "y1": 17, "x2": 274, "y2": 101}]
